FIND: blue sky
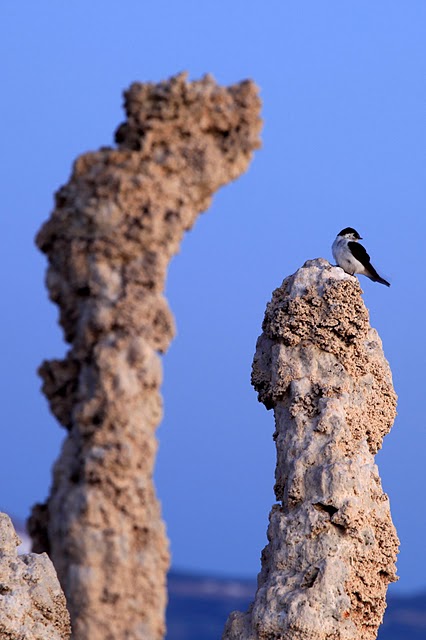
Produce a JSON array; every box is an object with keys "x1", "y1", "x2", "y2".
[{"x1": 1, "y1": 2, "x2": 425, "y2": 594}]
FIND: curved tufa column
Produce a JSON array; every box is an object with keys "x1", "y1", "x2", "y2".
[{"x1": 29, "y1": 73, "x2": 261, "y2": 640}]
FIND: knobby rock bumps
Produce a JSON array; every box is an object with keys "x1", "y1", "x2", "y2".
[
  {"x1": 223, "y1": 258, "x2": 398, "y2": 640},
  {"x1": 29, "y1": 73, "x2": 261, "y2": 640}
]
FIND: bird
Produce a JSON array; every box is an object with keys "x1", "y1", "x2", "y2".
[{"x1": 332, "y1": 227, "x2": 390, "y2": 287}]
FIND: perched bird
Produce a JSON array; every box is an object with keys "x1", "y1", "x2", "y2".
[{"x1": 332, "y1": 227, "x2": 390, "y2": 287}]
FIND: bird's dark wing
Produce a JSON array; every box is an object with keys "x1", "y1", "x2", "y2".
[{"x1": 348, "y1": 241, "x2": 370, "y2": 266}]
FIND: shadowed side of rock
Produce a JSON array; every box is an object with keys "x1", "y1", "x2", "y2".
[
  {"x1": 223, "y1": 258, "x2": 398, "y2": 640},
  {"x1": 0, "y1": 513, "x2": 71, "y2": 640},
  {"x1": 29, "y1": 73, "x2": 261, "y2": 640}
]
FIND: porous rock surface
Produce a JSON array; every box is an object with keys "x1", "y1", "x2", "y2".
[
  {"x1": 223, "y1": 258, "x2": 398, "y2": 640},
  {"x1": 29, "y1": 73, "x2": 261, "y2": 640},
  {"x1": 0, "y1": 512, "x2": 70, "y2": 640}
]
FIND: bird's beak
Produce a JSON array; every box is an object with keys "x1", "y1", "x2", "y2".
[{"x1": 359, "y1": 236, "x2": 363, "y2": 240}]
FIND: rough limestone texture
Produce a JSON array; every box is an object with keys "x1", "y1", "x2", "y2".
[
  {"x1": 0, "y1": 512, "x2": 71, "y2": 640},
  {"x1": 223, "y1": 258, "x2": 398, "y2": 640},
  {"x1": 28, "y1": 73, "x2": 261, "y2": 640}
]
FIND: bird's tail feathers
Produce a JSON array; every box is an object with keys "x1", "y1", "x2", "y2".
[
  {"x1": 373, "y1": 274, "x2": 391, "y2": 287},
  {"x1": 367, "y1": 266, "x2": 391, "y2": 287}
]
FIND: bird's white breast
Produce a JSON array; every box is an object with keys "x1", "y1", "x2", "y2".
[{"x1": 332, "y1": 236, "x2": 363, "y2": 275}]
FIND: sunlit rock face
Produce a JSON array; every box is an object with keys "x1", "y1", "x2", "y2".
[{"x1": 0, "y1": 513, "x2": 71, "y2": 640}]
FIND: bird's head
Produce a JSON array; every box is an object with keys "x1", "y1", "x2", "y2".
[{"x1": 337, "y1": 227, "x2": 362, "y2": 241}]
